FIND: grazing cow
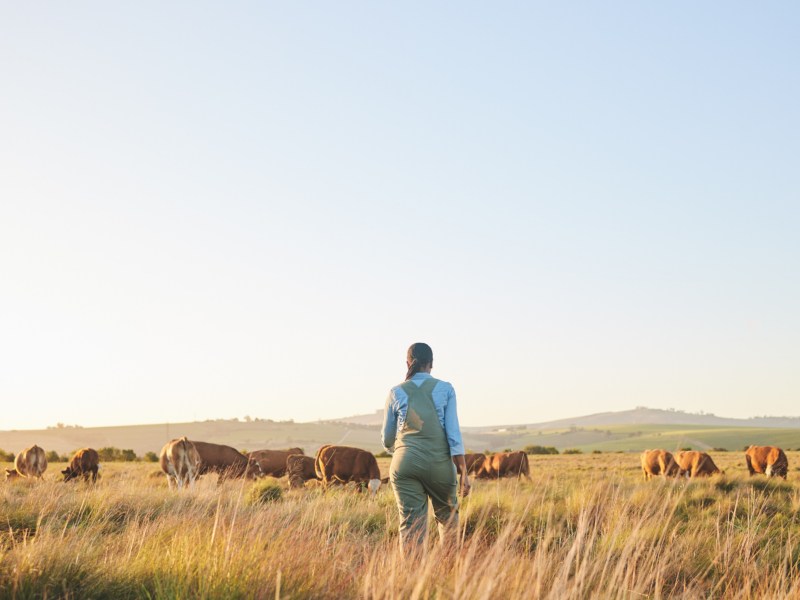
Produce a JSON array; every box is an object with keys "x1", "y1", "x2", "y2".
[
  {"x1": 287, "y1": 454, "x2": 320, "y2": 488},
  {"x1": 62, "y1": 448, "x2": 100, "y2": 483},
  {"x1": 745, "y1": 445, "x2": 788, "y2": 480},
  {"x1": 478, "y1": 451, "x2": 531, "y2": 480},
  {"x1": 5, "y1": 445, "x2": 47, "y2": 480},
  {"x1": 640, "y1": 449, "x2": 679, "y2": 480},
  {"x1": 191, "y1": 440, "x2": 261, "y2": 484},
  {"x1": 465, "y1": 453, "x2": 488, "y2": 477},
  {"x1": 160, "y1": 437, "x2": 202, "y2": 489},
  {"x1": 675, "y1": 451, "x2": 723, "y2": 478},
  {"x1": 247, "y1": 448, "x2": 304, "y2": 478},
  {"x1": 315, "y1": 445, "x2": 382, "y2": 495}
]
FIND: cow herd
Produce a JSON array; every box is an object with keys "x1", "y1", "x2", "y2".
[
  {"x1": 640, "y1": 445, "x2": 789, "y2": 480},
  {"x1": 3, "y1": 442, "x2": 792, "y2": 493}
]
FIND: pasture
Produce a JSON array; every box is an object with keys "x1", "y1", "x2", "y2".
[{"x1": 2, "y1": 452, "x2": 800, "y2": 599}]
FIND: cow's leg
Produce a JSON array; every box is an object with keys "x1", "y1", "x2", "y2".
[{"x1": 745, "y1": 455, "x2": 755, "y2": 476}]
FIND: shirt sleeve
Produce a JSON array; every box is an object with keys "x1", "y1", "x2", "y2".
[
  {"x1": 381, "y1": 390, "x2": 398, "y2": 452},
  {"x1": 443, "y1": 384, "x2": 465, "y2": 456}
]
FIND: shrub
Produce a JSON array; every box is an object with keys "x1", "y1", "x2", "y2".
[
  {"x1": 592, "y1": 450, "x2": 602, "y2": 454},
  {"x1": 98, "y1": 447, "x2": 139, "y2": 462},
  {"x1": 248, "y1": 480, "x2": 283, "y2": 505},
  {"x1": 523, "y1": 445, "x2": 559, "y2": 455},
  {"x1": 374, "y1": 451, "x2": 391, "y2": 458},
  {"x1": 144, "y1": 451, "x2": 159, "y2": 462},
  {"x1": 712, "y1": 447, "x2": 728, "y2": 452},
  {"x1": 563, "y1": 449, "x2": 582, "y2": 455},
  {"x1": 0, "y1": 449, "x2": 15, "y2": 462},
  {"x1": 680, "y1": 447, "x2": 692, "y2": 451}
]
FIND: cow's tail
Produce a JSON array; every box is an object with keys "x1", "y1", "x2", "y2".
[{"x1": 314, "y1": 451, "x2": 325, "y2": 481}]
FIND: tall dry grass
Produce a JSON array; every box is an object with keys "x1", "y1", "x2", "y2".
[{"x1": 2, "y1": 453, "x2": 800, "y2": 599}]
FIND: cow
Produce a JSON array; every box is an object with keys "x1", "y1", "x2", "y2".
[
  {"x1": 159, "y1": 437, "x2": 202, "y2": 489},
  {"x1": 191, "y1": 440, "x2": 261, "y2": 484},
  {"x1": 745, "y1": 445, "x2": 788, "y2": 480},
  {"x1": 287, "y1": 454, "x2": 320, "y2": 488},
  {"x1": 465, "y1": 453, "x2": 488, "y2": 477},
  {"x1": 675, "y1": 451, "x2": 723, "y2": 478},
  {"x1": 315, "y1": 445, "x2": 382, "y2": 495},
  {"x1": 62, "y1": 448, "x2": 100, "y2": 483},
  {"x1": 5, "y1": 445, "x2": 47, "y2": 480},
  {"x1": 640, "y1": 449, "x2": 679, "y2": 480},
  {"x1": 478, "y1": 451, "x2": 531, "y2": 480},
  {"x1": 247, "y1": 447, "x2": 304, "y2": 478}
]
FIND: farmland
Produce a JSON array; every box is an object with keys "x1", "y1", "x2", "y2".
[{"x1": 3, "y1": 452, "x2": 800, "y2": 598}]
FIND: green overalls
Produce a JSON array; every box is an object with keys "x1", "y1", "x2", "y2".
[{"x1": 390, "y1": 377, "x2": 459, "y2": 550}]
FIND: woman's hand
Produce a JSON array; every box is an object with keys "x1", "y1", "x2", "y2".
[
  {"x1": 459, "y1": 473, "x2": 471, "y2": 497},
  {"x1": 453, "y1": 455, "x2": 470, "y2": 497}
]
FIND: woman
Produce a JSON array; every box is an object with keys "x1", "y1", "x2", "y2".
[{"x1": 382, "y1": 342, "x2": 470, "y2": 552}]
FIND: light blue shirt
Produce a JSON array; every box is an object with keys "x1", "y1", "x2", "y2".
[{"x1": 382, "y1": 372, "x2": 465, "y2": 456}]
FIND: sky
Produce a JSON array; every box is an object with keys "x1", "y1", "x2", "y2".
[{"x1": 1, "y1": 3, "x2": 798, "y2": 430}]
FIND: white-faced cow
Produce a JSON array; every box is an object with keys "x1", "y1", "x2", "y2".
[
  {"x1": 315, "y1": 445, "x2": 383, "y2": 496},
  {"x1": 62, "y1": 448, "x2": 100, "y2": 483},
  {"x1": 190, "y1": 440, "x2": 261, "y2": 484}
]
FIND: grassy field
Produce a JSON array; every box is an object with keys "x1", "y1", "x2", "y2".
[{"x1": 3, "y1": 452, "x2": 800, "y2": 599}]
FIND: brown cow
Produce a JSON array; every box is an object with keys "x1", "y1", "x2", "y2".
[
  {"x1": 315, "y1": 445, "x2": 382, "y2": 495},
  {"x1": 5, "y1": 445, "x2": 47, "y2": 480},
  {"x1": 640, "y1": 449, "x2": 679, "y2": 480},
  {"x1": 675, "y1": 451, "x2": 723, "y2": 478},
  {"x1": 287, "y1": 454, "x2": 320, "y2": 488},
  {"x1": 745, "y1": 445, "x2": 788, "y2": 480},
  {"x1": 191, "y1": 440, "x2": 261, "y2": 484},
  {"x1": 160, "y1": 437, "x2": 202, "y2": 489},
  {"x1": 62, "y1": 448, "x2": 100, "y2": 483},
  {"x1": 478, "y1": 451, "x2": 530, "y2": 480},
  {"x1": 247, "y1": 447, "x2": 304, "y2": 478},
  {"x1": 465, "y1": 453, "x2": 488, "y2": 477}
]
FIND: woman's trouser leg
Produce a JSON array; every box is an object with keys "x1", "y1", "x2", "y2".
[{"x1": 391, "y1": 474, "x2": 429, "y2": 552}]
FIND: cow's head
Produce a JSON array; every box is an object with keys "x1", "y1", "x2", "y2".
[
  {"x1": 5, "y1": 469, "x2": 19, "y2": 481},
  {"x1": 245, "y1": 458, "x2": 262, "y2": 480},
  {"x1": 61, "y1": 467, "x2": 78, "y2": 482},
  {"x1": 367, "y1": 478, "x2": 381, "y2": 496}
]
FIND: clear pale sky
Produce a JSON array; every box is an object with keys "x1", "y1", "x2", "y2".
[{"x1": 1, "y1": 3, "x2": 798, "y2": 430}]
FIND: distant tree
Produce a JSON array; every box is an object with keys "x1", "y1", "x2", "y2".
[
  {"x1": 0, "y1": 449, "x2": 14, "y2": 462},
  {"x1": 374, "y1": 451, "x2": 391, "y2": 458},
  {"x1": 563, "y1": 448, "x2": 582, "y2": 455},
  {"x1": 243, "y1": 415, "x2": 252, "y2": 422},
  {"x1": 680, "y1": 447, "x2": 692, "y2": 452},
  {"x1": 712, "y1": 447, "x2": 728, "y2": 452},
  {"x1": 503, "y1": 448, "x2": 512, "y2": 453},
  {"x1": 144, "y1": 451, "x2": 159, "y2": 462},
  {"x1": 592, "y1": 450, "x2": 602, "y2": 454}
]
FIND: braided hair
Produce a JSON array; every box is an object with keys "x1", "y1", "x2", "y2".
[{"x1": 405, "y1": 342, "x2": 433, "y2": 380}]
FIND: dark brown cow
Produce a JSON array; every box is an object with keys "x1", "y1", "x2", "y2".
[
  {"x1": 191, "y1": 440, "x2": 261, "y2": 484},
  {"x1": 675, "y1": 451, "x2": 723, "y2": 477},
  {"x1": 478, "y1": 451, "x2": 530, "y2": 480},
  {"x1": 287, "y1": 454, "x2": 320, "y2": 488},
  {"x1": 160, "y1": 437, "x2": 202, "y2": 489},
  {"x1": 315, "y1": 445, "x2": 382, "y2": 495},
  {"x1": 465, "y1": 453, "x2": 488, "y2": 477},
  {"x1": 247, "y1": 447, "x2": 304, "y2": 478},
  {"x1": 5, "y1": 445, "x2": 47, "y2": 480},
  {"x1": 640, "y1": 449, "x2": 679, "y2": 480},
  {"x1": 62, "y1": 448, "x2": 100, "y2": 483},
  {"x1": 745, "y1": 445, "x2": 788, "y2": 479}
]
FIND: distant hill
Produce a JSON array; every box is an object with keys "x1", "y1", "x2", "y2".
[
  {"x1": 467, "y1": 407, "x2": 800, "y2": 432},
  {"x1": 2, "y1": 407, "x2": 799, "y2": 457}
]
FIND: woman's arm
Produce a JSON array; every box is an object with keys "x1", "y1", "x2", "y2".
[
  {"x1": 381, "y1": 391, "x2": 398, "y2": 451},
  {"x1": 452, "y1": 454, "x2": 471, "y2": 497}
]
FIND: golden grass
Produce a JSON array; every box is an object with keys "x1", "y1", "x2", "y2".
[{"x1": 2, "y1": 453, "x2": 800, "y2": 599}]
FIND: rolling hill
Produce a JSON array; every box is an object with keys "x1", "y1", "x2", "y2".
[{"x1": 2, "y1": 407, "x2": 799, "y2": 457}]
